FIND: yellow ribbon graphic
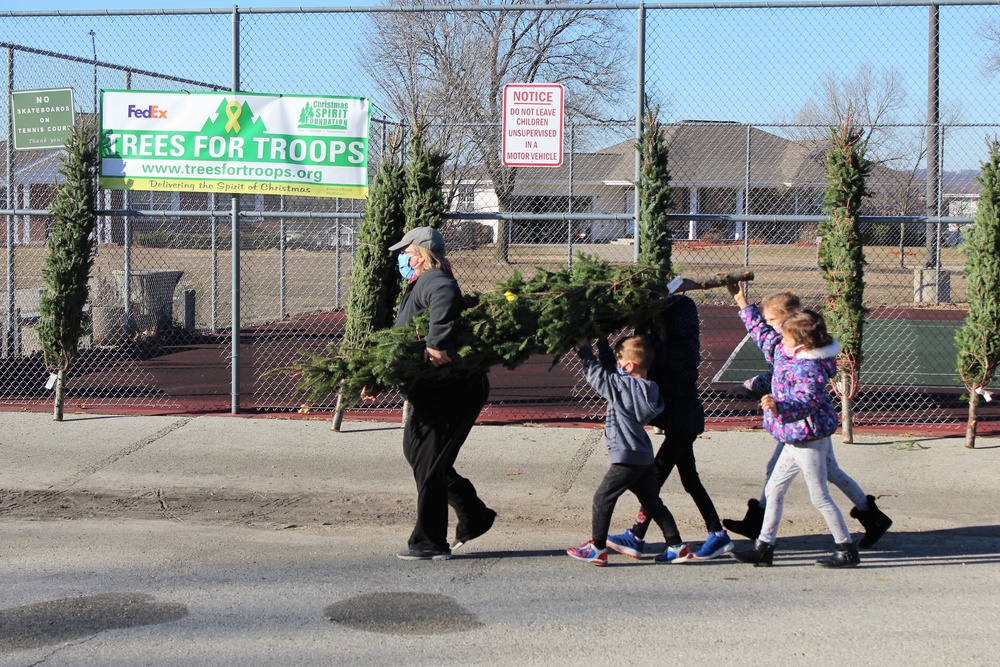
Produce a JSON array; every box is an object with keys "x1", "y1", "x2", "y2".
[{"x1": 224, "y1": 101, "x2": 242, "y2": 133}]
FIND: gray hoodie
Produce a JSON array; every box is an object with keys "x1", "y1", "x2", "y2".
[{"x1": 578, "y1": 340, "x2": 664, "y2": 466}]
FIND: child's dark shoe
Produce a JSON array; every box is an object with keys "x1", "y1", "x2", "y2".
[
  {"x1": 731, "y1": 539, "x2": 774, "y2": 567},
  {"x1": 723, "y1": 498, "x2": 765, "y2": 540},
  {"x1": 816, "y1": 542, "x2": 860, "y2": 568},
  {"x1": 850, "y1": 495, "x2": 892, "y2": 548}
]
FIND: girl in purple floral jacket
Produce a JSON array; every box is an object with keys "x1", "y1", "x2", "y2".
[{"x1": 726, "y1": 282, "x2": 860, "y2": 569}]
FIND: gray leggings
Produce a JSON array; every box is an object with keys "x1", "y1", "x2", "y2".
[
  {"x1": 759, "y1": 440, "x2": 867, "y2": 510},
  {"x1": 759, "y1": 436, "x2": 852, "y2": 545}
]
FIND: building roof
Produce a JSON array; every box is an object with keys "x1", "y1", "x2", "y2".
[
  {"x1": 0, "y1": 141, "x2": 65, "y2": 186},
  {"x1": 509, "y1": 121, "x2": 918, "y2": 195}
]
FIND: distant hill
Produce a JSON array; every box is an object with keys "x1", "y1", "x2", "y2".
[{"x1": 914, "y1": 169, "x2": 981, "y2": 193}]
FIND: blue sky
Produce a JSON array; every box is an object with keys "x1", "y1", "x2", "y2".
[
  {"x1": 5, "y1": 0, "x2": 362, "y2": 8},
  {"x1": 5, "y1": 1, "x2": 1000, "y2": 169}
]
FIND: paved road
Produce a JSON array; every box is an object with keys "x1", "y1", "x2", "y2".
[{"x1": 1, "y1": 413, "x2": 998, "y2": 666}]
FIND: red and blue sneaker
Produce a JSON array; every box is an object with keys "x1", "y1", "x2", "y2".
[
  {"x1": 693, "y1": 531, "x2": 735, "y2": 560},
  {"x1": 606, "y1": 528, "x2": 645, "y2": 559},
  {"x1": 654, "y1": 543, "x2": 693, "y2": 563},
  {"x1": 567, "y1": 540, "x2": 608, "y2": 566}
]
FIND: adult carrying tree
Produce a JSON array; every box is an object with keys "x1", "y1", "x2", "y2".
[
  {"x1": 955, "y1": 139, "x2": 1000, "y2": 449},
  {"x1": 287, "y1": 254, "x2": 753, "y2": 409},
  {"x1": 36, "y1": 118, "x2": 99, "y2": 421}
]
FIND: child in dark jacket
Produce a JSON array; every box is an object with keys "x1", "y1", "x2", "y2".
[
  {"x1": 727, "y1": 282, "x2": 860, "y2": 568},
  {"x1": 606, "y1": 295, "x2": 732, "y2": 562},
  {"x1": 566, "y1": 335, "x2": 689, "y2": 566}
]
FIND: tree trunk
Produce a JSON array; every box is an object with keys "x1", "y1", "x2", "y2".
[
  {"x1": 669, "y1": 270, "x2": 755, "y2": 293},
  {"x1": 841, "y1": 393, "x2": 854, "y2": 444},
  {"x1": 330, "y1": 393, "x2": 346, "y2": 431},
  {"x1": 53, "y1": 369, "x2": 65, "y2": 422},
  {"x1": 965, "y1": 390, "x2": 979, "y2": 449}
]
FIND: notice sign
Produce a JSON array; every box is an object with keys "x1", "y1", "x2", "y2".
[
  {"x1": 100, "y1": 89, "x2": 371, "y2": 199},
  {"x1": 11, "y1": 88, "x2": 74, "y2": 150},
  {"x1": 502, "y1": 83, "x2": 564, "y2": 167}
]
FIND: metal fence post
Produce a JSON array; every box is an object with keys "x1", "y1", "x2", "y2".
[
  {"x1": 935, "y1": 126, "x2": 944, "y2": 304},
  {"x1": 210, "y1": 192, "x2": 218, "y2": 332},
  {"x1": 5, "y1": 46, "x2": 14, "y2": 358},
  {"x1": 123, "y1": 70, "x2": 133, "y2": 339},
  {"x1": 335, "y1": 207, "x2": 341, "y2": 310},
  {"x1": 744, "y1": 124, "x2": 751, "y2": 268},
  {"x1": 568, "y1": 122, "x2": 574, "y2": 268},
  {"x1": 88, "y1": 30, "x2": 97, "y2": 115},
  {"x1": 279, "y1": 195, "x2": 286, "y2": 318},
  {"x1": 230, "y1": 4, "x2": 241, "y2": 414},
  {"x1": 924, "y1": 4, "x2": 940, "y2": 270},
  {"x1": 633, "y1": 0, "x2": 646, "y2": 263}
]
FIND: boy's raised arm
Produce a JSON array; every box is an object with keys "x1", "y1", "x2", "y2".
[{"x1": 577, "y1": 337, "x2": 614, "y2": 400}]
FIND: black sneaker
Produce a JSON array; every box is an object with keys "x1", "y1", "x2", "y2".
[
  {"x1": 452, "y1": 508, "x2": 497, "y2": 550},
  {"x1": 396, "y1": 548, "x2": 452, "y2": 561}
]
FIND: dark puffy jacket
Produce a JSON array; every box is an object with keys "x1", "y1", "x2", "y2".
[{"x1": 645, "y1": 294, "x2": 705, "y2": 435}]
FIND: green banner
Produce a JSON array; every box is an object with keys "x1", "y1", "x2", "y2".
[
  {"x1": 100, "y1": 90, "x2": 371, "y2": 199},
  {"x1": 11, "y1": 88, "x2": 75, "y2": 150}
]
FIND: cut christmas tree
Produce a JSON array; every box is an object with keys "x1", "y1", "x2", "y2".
[{"x1": 286, "y1": 255, "x2": 752, "y2": 408}]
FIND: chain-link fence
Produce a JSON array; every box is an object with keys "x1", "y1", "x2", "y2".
[{"x1": 2, "y1": 2, "x2": 999, "y2": 428}]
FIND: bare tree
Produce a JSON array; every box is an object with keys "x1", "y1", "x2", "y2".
[
  {"x1": 787, "y1": 63, "x2": 962, "y2": 263},
  {"x1": 979, "y1": 18, "x2": 1000, "y2": 75},
  {"x1": 363, "y1": 0, "x2": 628, "y2": 262},
  {"x1": 788, "y1": 64, "x2": 911, "y2": 167}
]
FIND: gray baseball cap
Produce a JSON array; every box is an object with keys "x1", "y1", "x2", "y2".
[{"x1": 388, "y1": 226, "x2": 445, "y2": 253}]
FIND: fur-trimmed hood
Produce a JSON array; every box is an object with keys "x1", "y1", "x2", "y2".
[{"x1": 792, "y1": 340, "x2": 840, "y2": 361}]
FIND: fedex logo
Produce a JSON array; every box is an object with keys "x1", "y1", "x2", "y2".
[{"x1": 127, "y1": 104, "x2": 168, "y2": 119}]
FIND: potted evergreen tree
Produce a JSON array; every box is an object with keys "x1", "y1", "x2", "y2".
[
  {"x1": 955, "y1": 139, "x2": 1000, "y2": 449},
  {"x1": 637, "y1": 103, "x2": 672, "y2": 274},
  {"x1": 36, "y1": 118, "x2": 99, "y2": 421},
  {"x1": 819, "y1": 113, "x2": 872, "y2": 443},
  {"x1": 330, "y1": 132, "x2": 407, "y2": 430}
]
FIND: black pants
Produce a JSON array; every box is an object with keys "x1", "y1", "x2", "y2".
[
  {"x1": 633, "y1": 432, "x2": 723, "y2": 539},
  {"x1": 592, "y1": 462, "x2": 681, "y2": 549},
  {"x1": 403, "y1": 374, "x2": 491, "y2": 552}
]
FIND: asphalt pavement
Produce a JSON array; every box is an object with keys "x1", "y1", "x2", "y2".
[{"x1": 1, "y1": 412, "x2": 998, "y2": 666}]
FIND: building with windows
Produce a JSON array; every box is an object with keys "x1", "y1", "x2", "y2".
[{"x1": 446, "y1": 122, "x2": 923, "y2": 245}]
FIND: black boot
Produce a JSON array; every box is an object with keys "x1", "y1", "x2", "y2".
[
  {"x1": 723, "y1": 499, "x2": 765, "y2": 540},
  {"x1": 850, "y1": 495, "x2": 893, "y2": 548},
  {"x1": 816, "y1": 541, "x2": 861, "y2": 568},
  {"x1": 731, "y1": 539, "x2": 774, "y2": 567}
]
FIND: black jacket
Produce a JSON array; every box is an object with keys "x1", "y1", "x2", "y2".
[
  {"x1": 646, "y1": 294, "x2": 705, "y2": 434},
  {"x1": 392, "y1": 267, "x2": 470, "y2": 398},
  {"x1": 392, "y1": 267, "x2": 462, "y2": 351}
]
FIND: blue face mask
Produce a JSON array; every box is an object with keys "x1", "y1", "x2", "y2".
[
  {"x1": 616, "y1": 366, "x2": 629, "y2": 377},
  {"x1": 397, "y1": 253, "x2": 415, "y2": 280}
]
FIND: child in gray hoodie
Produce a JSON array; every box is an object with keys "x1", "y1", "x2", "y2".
[{"x1": 566, "y1": 335, "x2": 690, "y2": 566}]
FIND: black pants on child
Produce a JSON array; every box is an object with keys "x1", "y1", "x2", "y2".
[
  {"x1": 403, "y1": 373, "x2": 492, "y2": 552},
  {"x1": 593, "y1": 462, "x2": 681, "y2": 549},
  {"x1": 632, "y1": 432, "x2": 723, "y2": 539}
]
